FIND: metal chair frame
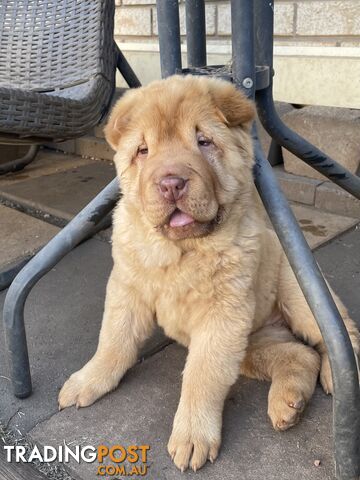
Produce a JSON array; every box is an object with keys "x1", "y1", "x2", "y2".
[
  {"x1": 0, "y1": 145, "x2": 40, "y2": 175},
  {"x1": 3, "y1": 1, "x2": 360, "y2": 479}
]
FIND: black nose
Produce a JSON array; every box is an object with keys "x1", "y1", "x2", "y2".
[{"x1": 159, "y1": 176, "x2": 187, "y2": 202}]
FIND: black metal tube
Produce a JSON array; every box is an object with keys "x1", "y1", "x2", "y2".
[
  {"x1": 0, "y1": 255, "x2": 34, "y2": 292},
  {"x1": 254, "y1": 0, "x2": 274, "y2": 69},
  {"x1": 256, "y1": 88, "x2": 360, "y2": 199},
  {"x1": 252, "y1": 2, "x2": 360, "y2": 478},
  {"x1": 0, "y1": 145, "x2": 39, "y2": 175},
  {"x1": 267, "y1": 138, "x2": 283, "y2": 166},
  {"x1": 254, "y1": 0, "x2": 360, "y2": 200},
  {"x1": 253, "y1": 128, "x2": 360, "y2": 480},
  {"x1": 3, "y1": 179, "x2": 119, "y2": 398},
  {"x1": 230, "y1": 0, "x2": 255, "y2": 98},
  {"x1": 185, "y1": 0, "x2": 206, "y2": 67},
  {"x1": 116, "y1": 45, "x2": 141, "y2": 88},
  {"x1": 156, "y1": 0, "x2": 182, "y2": 77}
]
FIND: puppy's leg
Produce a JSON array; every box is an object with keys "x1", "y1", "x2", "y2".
[
  {"x1": 240, "y1": 324, "x2": 320, "y2": 431},
  {"x1": 59, "y1": 267, "x2": 154, "y2": 409},
  {"x1": 278, "y1": 258, "x2": 360, "y2": 395},
  {"x1": 168, "y1": 312, "x2": 251, "y2": 472}
]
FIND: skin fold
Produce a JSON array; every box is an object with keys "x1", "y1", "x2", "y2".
[{"x1": 59, "y1": 75, "x2": 360, "y2": 473}]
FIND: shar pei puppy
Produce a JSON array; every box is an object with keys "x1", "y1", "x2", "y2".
[{"x1": 59, "y1": 75, "x2": 359, "y2": 472}]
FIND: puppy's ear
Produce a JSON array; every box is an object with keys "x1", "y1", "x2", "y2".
[
  {"x1": 210, "y1": 81, "x2": 255, "y2": 128},
  {"x1": 104, "y1": 89, "x2": 140, "y2": 150}
]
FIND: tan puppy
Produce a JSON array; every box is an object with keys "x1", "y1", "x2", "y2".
[{"x1": 59, "y1": 75, "x2": 360, "y2": 472}]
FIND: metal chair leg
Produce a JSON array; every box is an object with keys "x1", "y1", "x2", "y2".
[
  {"x1": 157, "y1": 0, "x2": 182, "y2": 78},
  {"x1": 0, "y1": 145, "x2": 39, "y2": 175},
  {"x1": 256, "y1": 86, "x2": 360, "y2": 199},
  {"x1": 234, "y1": 3, "x2": 360, "y2": 479},
  {"x1": 115, "y1": 44, "x2": 141, "y2": 88},
  {"x1": 3, "y1": 179, "x2": 119, "y2": 398},
  {"x1": 253, "y1": 129, "x2": 360, "y2": 480},
  {"x1": 0, "y1": 255, "x2": 36, "y2": 292},
  {"x1": 253, "y1": 1, "x2": 360, "y2": 200},
  {"x1": 185, "y1": 0, "x2": 206, "y2": 68},
  {"x1": 267, "y1": 138, "x2": 283, "y2": 166}
]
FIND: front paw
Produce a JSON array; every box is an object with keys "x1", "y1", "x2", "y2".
[
  {"x1": 167, "y1": 411, "x2": 221, "y2": 472},
  {"x1": 58, "y1": 363, "x2": 116, "y2": 410}
]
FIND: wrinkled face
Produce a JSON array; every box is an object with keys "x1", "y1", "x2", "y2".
[{"x1": 105, "y1": 76, "x2": 255, "y2": 241}]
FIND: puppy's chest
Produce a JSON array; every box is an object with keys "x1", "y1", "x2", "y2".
[{"x1": 154, "y1": 256, "x2": 217, "y2": 345}]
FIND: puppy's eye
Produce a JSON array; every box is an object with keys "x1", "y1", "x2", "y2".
[
  {"x1": 137, "y1": 145, "x2": 148, "y2": 156},
  {"x1": 197, "y1": 135, "x2": 212, "y2": 147}
]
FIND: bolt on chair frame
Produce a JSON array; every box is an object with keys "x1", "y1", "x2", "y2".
[{"x1": 3, "y1": 1, "x2": 360, "y2": 479}]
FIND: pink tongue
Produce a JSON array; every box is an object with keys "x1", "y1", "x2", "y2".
[{"x1": 169, "y1": 210, "x2": 195, "y2": 228}]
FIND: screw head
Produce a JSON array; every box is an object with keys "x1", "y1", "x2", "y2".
[{"x1": 242, "y1": 77, "x2": 254, "y2": 89}]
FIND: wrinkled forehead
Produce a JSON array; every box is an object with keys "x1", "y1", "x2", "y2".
[{"x1": 130, "y1": 85, "x2": 220, "y2": 142}]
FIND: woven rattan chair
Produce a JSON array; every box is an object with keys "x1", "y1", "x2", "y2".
[{"x1": 0, "y1": 0, "x2": 117, "y2": 174}]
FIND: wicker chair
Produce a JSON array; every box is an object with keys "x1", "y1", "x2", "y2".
[{"x1": 0, "y1": 0, "x2": 116, "y2": 174}]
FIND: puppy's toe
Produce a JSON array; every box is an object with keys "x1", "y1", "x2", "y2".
[
  {"x1": 168, "y1": 433, "x2": 220, "y2": 472},
  {"x1": 58, "y1": 372, "x2": 101, "y2": 410},
  {"x1": 320, "y1": 354, "x2": 333, "y2": 395},
  {"x1": 172, "y1": 443, "x2": 193, "y2": 472},
  {"x1": 268, "y1": 387, "x2": 306, "y2": 432},
  {"x1": 168, "y1": 436, "x2": 192, "y2": 472},
  {"x1": 208, "y1": 442, "x2": 220, "y2": 464},
  {"x1": 191, "y1": 439, "x2": 220, "y2": 472}
]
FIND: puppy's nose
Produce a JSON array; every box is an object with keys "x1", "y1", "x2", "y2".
[{"x1": 159, "y1": 176, "x2": 187, "y2": 201}]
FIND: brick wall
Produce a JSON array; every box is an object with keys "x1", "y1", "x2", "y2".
[
  {"x1": 114, "y1": 1, "x2": 360, "y2": 108},
  {"x1": 114, "y1": 1, "x2": 360, "y2": 46}
]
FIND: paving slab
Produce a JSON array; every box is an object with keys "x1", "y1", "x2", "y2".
[
  {"x1": 290, "y1": 203, "x2": 359, "y2": 249},
  {"x1": 314, "y1": 225, "x2": 360, "y2": 320},
  {"x1": 0, "y1": 238, "x2": 168, "y2": 434},
  {"x1": 274, "y1": 165, "x2": 324, "y2": 206},
  {"x1": 0, "y1": 205, "x2": 59, "y2": 289},
  {"x1": 0, "y1": 161, "x2": 116, "y2": 224},
  {"x1": 315, "y1": 181, "x2": 360, "y2": 218},
  {"x1": 29, "y1": 343, "x2": 334, "y2": 480},
  {"x1": 264, "y1": 202, "x2": 357, "y2": 250},
  {"x1": 282, "y1": 106, "x2": 360, "y2": 180},
  {"x1": 0, "y1": 149, "x2": 94, "y2": 186}
]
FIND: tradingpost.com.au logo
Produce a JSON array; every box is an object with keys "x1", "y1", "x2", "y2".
[{"x1": 4, "y1": 443, "x2": 151, "y2": 476}]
